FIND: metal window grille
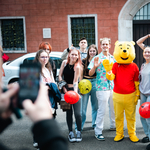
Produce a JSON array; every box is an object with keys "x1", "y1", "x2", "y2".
[
  {"x1": 71, "y1": 17, "x2": 95, "y2": 47},
  {"x1": 1, "y1": 19, "x2": 24, "y2": 51},
  {"x1": 133, "y1": 2, "x2": 150, "y2": 20}
]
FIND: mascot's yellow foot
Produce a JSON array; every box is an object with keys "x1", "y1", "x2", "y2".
[
  {"x1": 129, "y1": 135, "x2": 139, "y2": 143},
  {"x1": 114, "y1": 135, "x2": 124, "y2": 142}
]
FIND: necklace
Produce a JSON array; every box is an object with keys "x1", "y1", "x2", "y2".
[{"x1": 68, "y1": 64, "x2": 74, "y2": 69}]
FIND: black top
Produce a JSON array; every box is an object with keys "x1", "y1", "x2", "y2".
[
  {"x1": 63, "y1": 63, "x2": 74, "y2": 84},
  {"x1": 82, "y1": 59, "x2": 96, "y2": 78}
]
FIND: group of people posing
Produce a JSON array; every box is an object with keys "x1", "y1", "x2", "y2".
[
  {"x1": 1, "y1": 34, "x2": 150, "y2": 150},
  {"x1": 59, "y1": 37, "x2": 115, "y2": 143},
  {"x1": 32, "y1": 37, "x2": 116, "y2": 145},
  {"x1": 35, "y1": 35, "x2": 150, "y2": 150}
]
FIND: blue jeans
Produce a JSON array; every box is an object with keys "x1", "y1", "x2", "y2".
[
  {"x1": 140, "y1": 93, "x2": 150, "y2": 138},
  {"x1": 81, "y1": 78, "x2": 98, "y2": 129}
]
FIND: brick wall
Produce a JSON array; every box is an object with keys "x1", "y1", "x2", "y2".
[{"x1": 0, "y1": 0, "x2": 127, "y2": 60}]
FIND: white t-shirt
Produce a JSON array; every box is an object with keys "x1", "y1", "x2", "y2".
[
  {"x1": 40, "y1": 68, "x2": 54, "y2": 84},
  {"x1": 139, "y1": 63, "x2": 150, "y2": 95}
]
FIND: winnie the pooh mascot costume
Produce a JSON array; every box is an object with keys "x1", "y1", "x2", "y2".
[{"x1": 103, "y1": 41, "x2": 140, "y2": 142}]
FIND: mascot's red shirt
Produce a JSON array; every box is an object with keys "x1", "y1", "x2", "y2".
[{"x1": 112, "y1": 62, "x2": 139, "y2": 94}]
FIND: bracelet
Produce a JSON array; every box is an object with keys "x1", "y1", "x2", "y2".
[{"x1": 148, "y1": 35, "x2": 149, "y2": 38}]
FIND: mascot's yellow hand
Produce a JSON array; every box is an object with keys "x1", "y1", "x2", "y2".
[{"x1": 102, "y1": 59, "x2": 113, "y2": 72}]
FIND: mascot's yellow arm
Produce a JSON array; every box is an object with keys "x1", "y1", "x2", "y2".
[
  {"x1": 102, "y1": 59, "x2": 115, "y2": 80},
  {"x1": 134, "y1": 81, "x2": 140, "y2": 105}
]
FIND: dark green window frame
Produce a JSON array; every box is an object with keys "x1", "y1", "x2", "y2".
[
  {"x1": 71, "y1": 17, "x2": 95, "y2": 47},
  {"x1": 0, "y1": 17, "x2": 26, "y2": 52}
]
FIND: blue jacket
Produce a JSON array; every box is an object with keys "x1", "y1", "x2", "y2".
[{"x1": 47, "y1": 83, "x2": 61, "y2": 109}]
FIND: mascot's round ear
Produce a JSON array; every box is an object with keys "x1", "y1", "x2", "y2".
[
  {"x1": 130, "y1": 41, "x2": 135, "y2": 46},
  {"x1": 115, "y1": 41, "x2": 119, "y2": 45}
]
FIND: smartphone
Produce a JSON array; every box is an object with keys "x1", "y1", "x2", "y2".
[{"x1": 18, "y1": 62, "x2": 41, "y2": 109}]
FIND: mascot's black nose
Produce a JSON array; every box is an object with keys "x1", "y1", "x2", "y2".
[{"x1": 123, "y1": 50, "x2": 126, "y2": 53}]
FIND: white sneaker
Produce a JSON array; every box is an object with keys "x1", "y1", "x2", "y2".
[
  {"x1": 68, "y1": 131, "x2": 76, "y2": 142},
  {"x1": 76, "y1": 131, "x2": 82, "y2": 142}
]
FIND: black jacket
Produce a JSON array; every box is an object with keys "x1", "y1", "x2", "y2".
[{"x1": 0, "y1": 118, "x2": 68, "y2": 150}]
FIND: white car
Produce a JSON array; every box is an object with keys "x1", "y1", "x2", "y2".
[{"x1": 2, "y1": 52, "x2": 63, "y2": 86}]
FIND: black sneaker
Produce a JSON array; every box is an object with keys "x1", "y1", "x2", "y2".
[
  {"x1": 76, "y1": 131, "x2": 82, "y2": 142},
  {"x1": 95, "y1": 134, "x2": 105, "y2": 141},
  {"x1": 141, "y1": 136, "x2": 149, "y2": 143},
  {"x1": 68, "y1": 131, "x2": 76, "y2": 142}
]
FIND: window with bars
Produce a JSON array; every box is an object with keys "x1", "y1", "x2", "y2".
[
  {"x1": 0, "y1": 17, "x2": 26, "y2": 52},
  {"x1": 133, "y1": 2, "x2": 150, "y2": 20},
  {"x1": 71, "y1": 17, "x2": 95, "y2": 47}
]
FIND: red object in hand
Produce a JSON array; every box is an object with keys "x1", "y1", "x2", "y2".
[
  {"x1": 139, "y1": 102, "x2": 150, "y2": 119},
  {"x1": 64, "y1": 91, "x2": 80, "y2": 104},
  {"x1": 2, "y1": 53, "x2": 9, "y2": 62}
]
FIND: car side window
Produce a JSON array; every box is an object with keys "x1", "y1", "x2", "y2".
[
  {"x1": 23, "y1": 56, "x2": 62, "y2": 69},
  {"x1": 23, "y1": 57, "x2": 34, "y2": 64},
  {"x1": 50, "y1": 57, "x2": 62, "y2": 69}
]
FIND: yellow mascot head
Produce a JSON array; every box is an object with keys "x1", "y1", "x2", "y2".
[{"x1": 113, "y1": 41, "x2": 135, "y2": 64}]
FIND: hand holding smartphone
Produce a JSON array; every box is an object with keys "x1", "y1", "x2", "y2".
[{"x1": 18, "y1": 62, "x2": 41, "y2": 109}]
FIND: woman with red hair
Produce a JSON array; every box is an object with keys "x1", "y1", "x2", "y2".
[
  {"x1": 59, "y1": 47, "x2": 82, "y2": 143},
  {"x1": 39, "y1": 42, "x2": 56, "y2": 79},
  {"x1": 39, "y1": 42, "x2": 52, "y2": 53}
]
